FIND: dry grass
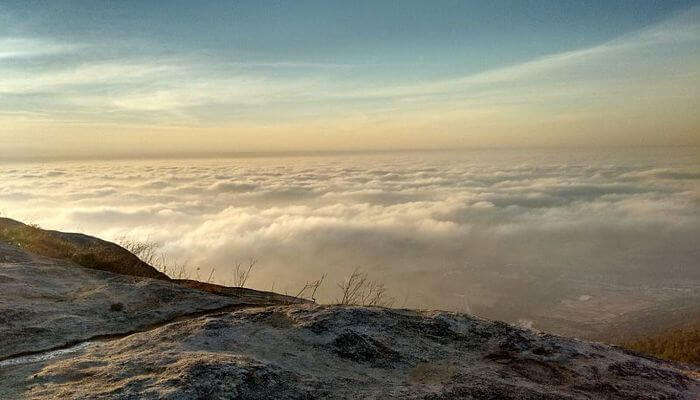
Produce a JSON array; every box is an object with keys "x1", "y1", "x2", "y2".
[
  {"x1": 337, "y1": 268, "x2": 395, "y2": 307},
  {"x1": 118, "y1": 236, "x2": 263, "y2": 291},
  {"x1": 117, "y1": 238, "x2": 161, "y2": 266},
  {"x1": 229, "y1": 258, "x2": 257, "y2": 288},
  {"x1": 0, "y1": 219, "x2": 76, "y2": 260},
  {"x1": 624, "y1": 324, "x2": 700, "y2": 366},
  {"x1": 118, "y1": 237, "x2": 201, "y2": 280},
  {"x1": 120, "y1": 237, "x2": 262, "y2": 290},
  {"x1": 0, "y1": 218, "x2": 168, "y2": 280},
  {"x1": 1, "y1": 218, "x2": 400, "y2": 307}
]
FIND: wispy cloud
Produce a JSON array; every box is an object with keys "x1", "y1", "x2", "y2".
[
  {"x1": 0, "y1": 6, "x2": 698, "y2": 149},
  {"x1": 0, "y1": 61, "x2": 182, "y2": 94},
  {"x1": 4, "y1": 6, "x2": 698, "y2": 105},
  {"x1": 107, "y1": 75, "x2": 321, "y2": 111},
  {"x1": 0, "y1": 37, "x2": 79, "y2": 60},
  {"x1": 225, "y1": 61, "x2": 357, "y2": 69},
  {"x1": 337, "y1": 6, "x2": 700, "y2": 101}
]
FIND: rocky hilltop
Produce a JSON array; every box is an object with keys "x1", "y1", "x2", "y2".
[{"x1": 0, "y1": 222, "x2": 698, "y2": 399}]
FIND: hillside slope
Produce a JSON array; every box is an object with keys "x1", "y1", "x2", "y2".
[{"x1": 0, "y1": 217, "x2": 168, "y2": 280}]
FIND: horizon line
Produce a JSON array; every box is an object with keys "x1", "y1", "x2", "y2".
[{"x1": 1, "y1": 144, "x2": 698, "y2": 163}]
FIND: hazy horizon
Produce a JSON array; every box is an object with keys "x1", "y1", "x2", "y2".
[{"x1": 1, "y1": 145, "x2": 698, "y2": 163}]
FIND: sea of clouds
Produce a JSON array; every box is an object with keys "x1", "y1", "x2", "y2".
[{"x1": 1, "y1": 148, "x2": 698, "y2": 319}]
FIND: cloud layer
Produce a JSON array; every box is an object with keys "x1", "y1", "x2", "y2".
[{"x1": 1, "y1": 149, "x2": 698, "y2": 323}]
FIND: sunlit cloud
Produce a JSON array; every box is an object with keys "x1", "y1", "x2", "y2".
[
  {"x1": 1, "y1": 150, "x2": 698, "y2": 314},
  {"x1": 108, "y1": 75, "x2": 321, "y2": 111}
]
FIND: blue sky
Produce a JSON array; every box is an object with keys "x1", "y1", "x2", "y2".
[
  {"x1": 0, "y1": 1, "x2": 698, "y2": 157},
  {"x1": 3, "y1": 1, "x2": 693, "y2": 74}
]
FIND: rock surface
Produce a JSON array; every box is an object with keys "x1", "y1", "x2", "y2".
[
  {"x1": 2, "y1": 304, "x2": 698, "y2": 399},
  {"x1": 0, "y1": 242, "x2": 303, "y2": 360},
  {"x1": 0, "y1": 239, "x2": 698, "y2": 399}
]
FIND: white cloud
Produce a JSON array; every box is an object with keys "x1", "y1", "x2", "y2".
[
  {"x1": 1, "y1": 149, "x2": 698, "y2": 316},
  {"x1": 330, "y1": 6, "x2": 700, "y2": 102},
  {"x1": 0, "y1": 37, "x2": 78, "y2": 59},
  {"x1": 0, "y1": 61, "x2": 182, "y2": 94}
]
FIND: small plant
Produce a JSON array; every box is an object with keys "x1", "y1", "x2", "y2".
[
  {"x1": 336, "y1": 268, "x2": 394, "y2": 307},
  {"x1": 117, "y1": 237, "x2": 195, "y2": 280},
  {"x1": 118, "y1": 237, "x2": 161, "y2": 266},
  {"x1": 173, "y1": 258, "x2": 190, "y2": 279},
  {"x1": 296, "y1": 273, "x2": 326, "y2": 302},
  {"x1": 230, "y1": 258, "x2": 257, "y2": 288}
]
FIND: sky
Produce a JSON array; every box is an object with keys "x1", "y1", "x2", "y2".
[{"x1": 0, "y1": 1, "x2": 699, "y2": 158}]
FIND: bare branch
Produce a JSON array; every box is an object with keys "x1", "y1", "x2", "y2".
[
  {"x1": 295, "y1": 273, "x2": 326, "y2": 302},
  {"x1": 336, "y1": 268, "x2": 394, "y2": 307},
  {"x1": 231, "y1": 257, "x2": 256, "y2": 287}
]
